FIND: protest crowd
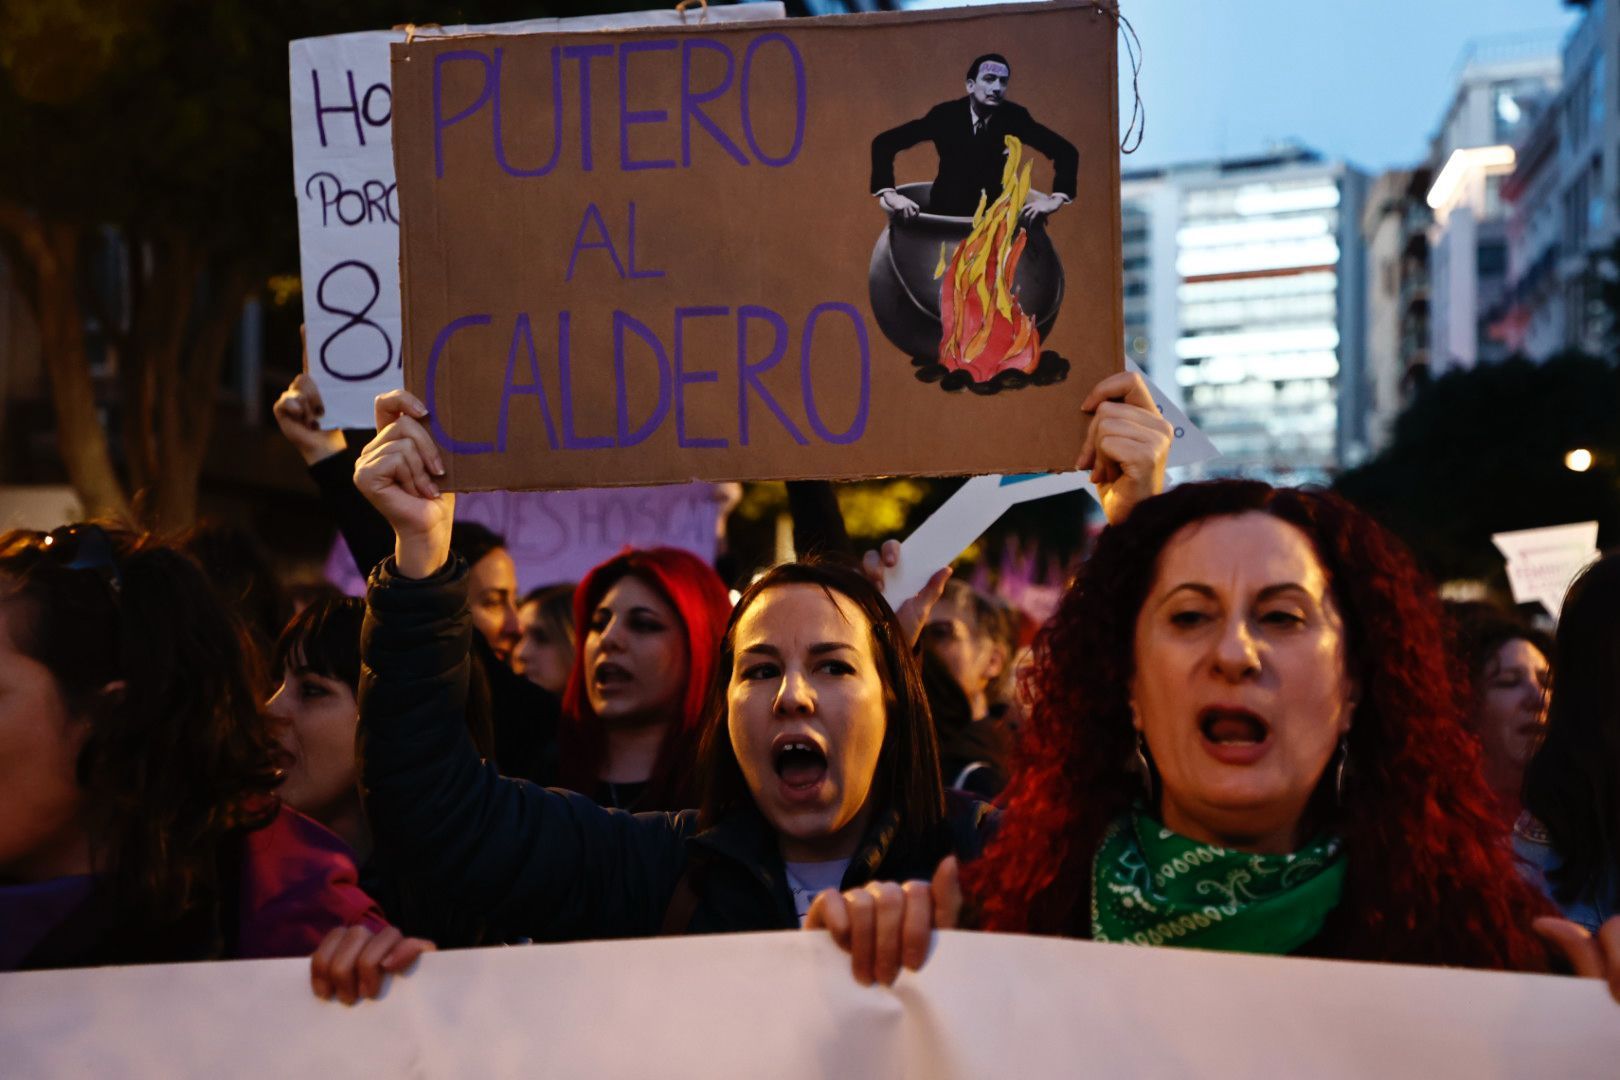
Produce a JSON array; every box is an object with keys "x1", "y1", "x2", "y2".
[
  {"x1": 1, "y1": 359, "x2": 1617, "y2": 1007},
  {"x1": 3, "y1": 7, "x2": 1620, "y2": 1073}
]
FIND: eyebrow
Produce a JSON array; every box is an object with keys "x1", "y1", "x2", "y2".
[
  {"x1": 1162, "y1": 582, "x2": 1317, "y2": 603},
  {"x1": 739, "y1": 642, "x2": 858, "y2": 658}
]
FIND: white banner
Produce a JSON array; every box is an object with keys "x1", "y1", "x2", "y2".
[
  {"x1": 289, "y1": 4, "x2": 787, "y2": 428},
  {"x1": 2, "y1": 930, "x2": 1613, "y2": 1078}
]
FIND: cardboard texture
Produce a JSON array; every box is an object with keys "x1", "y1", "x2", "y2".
[
  {"x1": 391, "y1": 0, "x2": 1122, "y2": 490},
  {"x1": 287, "y1": 5, "x2": 787, "y2": 429}
]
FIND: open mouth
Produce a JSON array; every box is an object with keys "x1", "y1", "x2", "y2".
[
  {"x1": 594, "y1": 661, "x2": 632, "y2": 687},
  {"x1": 1198, "y1": 707, "x2": 1270, "y2": 746},
  {"x1": 773, "y1": 736, "x2": 829, "y2": 791},
  {"x1": 270, "y1": 744, "x2": 298, "y2": 776}
]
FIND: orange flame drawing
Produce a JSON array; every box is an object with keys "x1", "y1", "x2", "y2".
[{"x1": 934, "y1": 135, "x2": 1041, "y2": 383}]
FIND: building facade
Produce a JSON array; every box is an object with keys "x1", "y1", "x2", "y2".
[
  {"x1": 1496, "y1": 2, "x2": 1616, "y2": 360},
  {"x1": 1359, "y1": 168, "x2": 1434, "y2": 455},
  {"x1": 1426, "y1": 35, "x2": 1562, "y2": 372},
  {"x1": 1122, "y1": 145, "x2": 1366, "y2": 481}
]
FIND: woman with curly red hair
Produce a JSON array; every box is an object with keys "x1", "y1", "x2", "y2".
[
  {"x1": 813, "y1": 481, "x2": 1620, "y2": 994},
  {"x1": 555, "y1": 548, "x2": 732, "y2": 811}
]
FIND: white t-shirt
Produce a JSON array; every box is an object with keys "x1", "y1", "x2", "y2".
[{"x1": 783, "y1": 858, "x2": 852, "y2": 924}]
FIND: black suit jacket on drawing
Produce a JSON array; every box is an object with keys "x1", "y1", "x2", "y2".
[{"x1": 870, "y1": 97, "x2": 1079, "y2": 218}]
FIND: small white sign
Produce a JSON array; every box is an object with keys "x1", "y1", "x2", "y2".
[
  {"x1": 1492, "y1": 521, "x2": 1600, "y2": 618},
  {"x1": 288, "y1": 5, "x2": 787, "y2": 428}
]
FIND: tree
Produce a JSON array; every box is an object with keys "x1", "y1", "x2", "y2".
[
  {"x1": 1334, "y1": 352, "x2": 1620, "y2": 583},
  {"x1": 0, "y1": 0, "x2": 638, "y2": 528}
]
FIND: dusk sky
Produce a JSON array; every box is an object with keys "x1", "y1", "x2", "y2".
[{"x1": 911, "y1": 0, "x2": 1583, "y2": 172}]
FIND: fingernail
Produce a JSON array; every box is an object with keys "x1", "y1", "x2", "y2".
[
  {"x1": 432, "y1": 461, "x2": 446, "y2": 476},
  {"x1": 426, "y1": 481, "x2": 440, "y2": 498},
  {"x1": 313, "y1": 980, "x2": 330, "y2": 999}
]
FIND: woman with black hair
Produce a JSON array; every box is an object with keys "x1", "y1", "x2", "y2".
[
  {"x1": 1518, "y1": 552, "x2": 1620, "y2": 934},
  {"x1": 344, "y1": 462, "x2": 986, "y2": 936},
  {"x1": 0, "y1": 524, "x2": 387, "y2": 971}
]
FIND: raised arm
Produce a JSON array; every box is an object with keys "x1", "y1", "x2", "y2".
[{"x1": 354, "y1": 391, "x2": 689, "y2": 942}]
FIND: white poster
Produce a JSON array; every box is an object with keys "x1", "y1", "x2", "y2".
[
  {"x1": 2, "y1": 930, "x2": 1614, "y2": 1078},
  {"x1": 289, "y1": 4, "x2": 787, "y2": 428},
  {"x1": 1491, "y1": 521, "x2": 1600, "y2": 618}
]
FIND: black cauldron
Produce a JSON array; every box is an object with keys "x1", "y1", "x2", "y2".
[{"x1": 867, "y1": 182, "x2": 1065, "y2": 362}]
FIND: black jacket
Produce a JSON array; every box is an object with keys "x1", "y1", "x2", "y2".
[
  {"x1": 359, "y1": 557, "x2": 996, "y2": 940},
  {"x1": 870, "y1": 97, "x2": 1079, "y2": 218}
]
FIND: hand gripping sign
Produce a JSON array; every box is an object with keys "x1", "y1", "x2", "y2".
[{"x1": 882, "y1": 360, "x2": 1216, "y2": 609}]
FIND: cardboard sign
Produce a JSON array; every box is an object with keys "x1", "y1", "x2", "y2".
[
  {"x1": 4, "y1": 930, "x2": 1617, "y2": 1078},
  {"x1": 288, "y1": 5, "x2": 787, "y2": 427},
  {"x1": 1492, "y1": 521, "x2": 1599, "y2": 618},
  {"x1": 391, "y1": 0, "x2": 1122, "y2": 490},
  {"x1": 323, "y1": 482, "x2": 723, "y2": 593}
]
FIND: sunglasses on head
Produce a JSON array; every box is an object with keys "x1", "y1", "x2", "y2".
[{"x1": 40, "y1": 523, "x2": 124, "y2": 596}]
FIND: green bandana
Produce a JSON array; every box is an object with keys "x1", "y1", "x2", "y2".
[{"x1": 1091, "y1": 812, "x2": 1345, "y2": 955}]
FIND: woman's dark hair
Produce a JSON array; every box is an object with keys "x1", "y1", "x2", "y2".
[
  {"x1": 521, "y1": 582, "x2": 578, "y2": 651},
  {"x1": 558, "y1": 548, "x2": 731, "y2": 810},
  {"x1": 965, "y1": 481, "x2": 1553, "y2": 971},
  {"x1": 0, "y1": 525, "x2": 280, "y2": 923},
  {"x1": 1444, "y1": 600, "x2": 1554, "y2": 716},
  {"x1": 179, "y1": 519, "x2": 289, "y2": 678},
  {"x1": 697, "y1": 561, "x2": 946, "y2": 839},
  {"x1": 1522, "y1": 552, "x2": 1620, "y2": 904},
  {"x1": 273, "y1": 595, "x2": 366, "y2": 693},
  {"x1": 450, "y1": 522, "x2": 506, "y2": 569}
]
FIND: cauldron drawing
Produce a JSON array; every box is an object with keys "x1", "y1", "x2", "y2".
[{"x1": 867, "y1": 182, "x2": 1065, "y2": 362}]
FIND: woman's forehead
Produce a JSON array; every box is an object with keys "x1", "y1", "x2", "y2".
[
  {"x1": 737, "y1": 583, "x2": 867, "y2": 639},
  {"x1": 1153, "y1": 513, "x2": 1329, "y2": 595}
]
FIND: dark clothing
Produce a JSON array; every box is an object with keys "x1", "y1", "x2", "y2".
[
  {"x1": 921, "y1": 650, "x2": 1011, "y2": 800},
  {"x1": 870, "y1": 97, "x2": 1079, "y2": 218},
  {"x1": 4, "y1": 807, "x2": 387, "y2": 971},
  {"x1": 309, "y1": 440, "x2": 558, "y2": 785},
  {"x1": 359, "y1": 555, "x2": 995, "y2": 941}
]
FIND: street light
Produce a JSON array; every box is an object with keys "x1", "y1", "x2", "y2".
[{"x1": 1565, "y1": 448, "x2": 1594, "y2": 473}]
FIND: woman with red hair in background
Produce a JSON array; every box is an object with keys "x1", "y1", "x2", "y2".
[
  {"x1": 557, "y1": 548, "x2": 731, "y2": 811},
  {"x1": 812, "y1": 481, "x2": 1620, "y2": 996}
]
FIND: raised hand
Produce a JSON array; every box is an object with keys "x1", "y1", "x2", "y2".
[
  {"x1": 272, "y1": 327, "x2": 346, "y2": 466},
  {"x1": 860, "y1": 538, "x2": 951, "y2": 648},
  {"x1": 1076, "y1": 370, "x2": 1174, "y2": 525},
  {"x1": 805, "y1": 856, "x2": 963, "y2": 987},
  {"x1": 310, "y1": 924, "x2": 435, "y2": 1005},
  {"x1": 353, "y1": 389, "x2": 454, "y2": 578}
]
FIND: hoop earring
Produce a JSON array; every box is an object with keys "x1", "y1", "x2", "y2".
[
  {"x1": 1333, "y1": 734, "x2": 1350, "y2": 805},
  {"x1": 1134, "y1": 731, "x2": 1157, "y2": 807}
]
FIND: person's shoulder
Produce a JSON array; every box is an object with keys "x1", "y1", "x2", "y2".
[
  {"x1": 929, "y1": 98, "x2": 969, "y2": 119},
  {"x1": 1000, "y1": 100, "x2": 1035, "y2": 122}
]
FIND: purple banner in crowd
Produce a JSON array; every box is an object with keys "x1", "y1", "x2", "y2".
[{"x1": 326, "y1": 482, "x2": 723, "y2": 593}]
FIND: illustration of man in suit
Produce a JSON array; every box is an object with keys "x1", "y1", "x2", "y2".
[{"x1": 871, "y1": 53, "x2": 1079, "y2": 221}]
